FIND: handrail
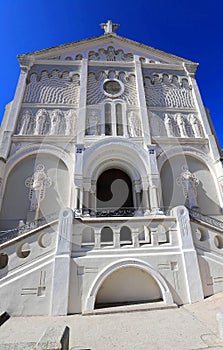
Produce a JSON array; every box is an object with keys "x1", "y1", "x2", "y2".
[
  {"x1": 188, "y1": 208, "x2": 223, "y2": 230},
  {"x1": 74, "y1": 207, "x2": 170, "y2": 218},
  {"x1": 0, "y1": 212, "x2": 58, "y2": 244}
]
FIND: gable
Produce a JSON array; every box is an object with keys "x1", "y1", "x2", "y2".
[{"x1": 18, "y1": 34, "x2": 196, "y2": 66}]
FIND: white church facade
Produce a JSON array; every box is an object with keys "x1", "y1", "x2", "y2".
[{"x1": 0, "y1": 21, "x2": 223, "y2": 316}]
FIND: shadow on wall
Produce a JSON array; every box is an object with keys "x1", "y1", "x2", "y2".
[
  {"x1": 160, "y1": 155, "x2": 221, "y2": 217},
  {"x1": 0, "y1": 154, "x2": 69, "y2": 230}
]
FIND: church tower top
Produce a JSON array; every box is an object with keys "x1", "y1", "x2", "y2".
[{"x1": 100, "y1": 20, "x2": 120, "y2": 34}]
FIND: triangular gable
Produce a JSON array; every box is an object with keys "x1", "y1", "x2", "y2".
[{"x1": 18, "y1": 34, "x2": 197, "y2": 66}]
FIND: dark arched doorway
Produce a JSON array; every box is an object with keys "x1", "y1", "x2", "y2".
[{"x1": 96, "y1": 169, "x2": 134, "y2": 210}]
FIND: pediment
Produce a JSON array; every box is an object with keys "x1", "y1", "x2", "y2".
[{"x1": 18, "y1": 33, "x2": 196, "y2": 67}]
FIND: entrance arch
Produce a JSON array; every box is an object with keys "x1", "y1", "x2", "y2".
[
  {"x1": 95, "y1": 266, "x2": 162, "y2": 308},
  {"x1": 96, "y1": 168, "x2": 134, "y2": 209},
  {"x1": 84, "y1": 259, "x2": 174, "y2": 313}
]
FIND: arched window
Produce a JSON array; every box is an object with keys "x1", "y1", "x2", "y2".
[
  {"x1": 116, "y1": 103, "x2": 123, "y2": 136},
  {"x1": 105, "y1": 103, "x2": 112, "y2": 136},
  {"x1": 103, "y1": 101, "x2": 125, "y2": 136},
  {"x1": 101, "y1": 226, "x2": 113, "y2": 245}
]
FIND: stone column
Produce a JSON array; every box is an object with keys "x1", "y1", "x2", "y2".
[
  {"x1": 113, "y1": 228, "x2": 120, "y2": 248},
  {"x1": 83, "y1": 183, "x2": 91, "y2": 214},
  {"x1": 51, "y1": 208, "x2": 73, "y2": 316},
  {"x1": 90, "y1": 184, "x2": 96, "y2": 212},
  {"x1": 132, "y1": 228, "x2": 139, "y2": 247},
  {"x1": 142, "y1": 183, "x2": 150, "y2": 210},
  {"x1": 76, "y1": 59, "x2": 88, "y2": 144},
  {"x1": 151, "y1": 228, "x2": 159, "y2": 246},
  {"x1": 134, "y1": 59, "x2": 151, "y2": 144},
  {"x1": 94, "y1": 228, "x2": 101, "y2": 249},
  {"x1": 150, "y1": 185, "x2": 159, "y2": 210}
]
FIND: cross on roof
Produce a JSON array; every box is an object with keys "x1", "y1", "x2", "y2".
[{"x1": 100, "y1": 20, "x2": 119, "y2": 34}]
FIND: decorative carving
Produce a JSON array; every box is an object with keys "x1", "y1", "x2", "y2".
[
  {"x1": 189, "y1": 114, "x2": 203, "y2": 138},
  {"x1": 17, "y1": 110, "x2": 32, "y2": 135},
  {"x1": 87, "y1": 70, "x2": 137, "y2": 105},
  {"x1": 127, "y1": 111, "x2": 142, "y2": 137},
  {"x1": 86, "y1": 110, "x2": 100, "y2": 135},
  {"x1": 34, "y1": 109, "x2": 48, "y2": 135},
  {"x1": 177, "y1": 166, "x2": 199, "y2": 209},
  {"x1": 25, "y1": 164, "x2": 52, "y2": 211},
  {"x1": 65, "y1": 110, "x2": 77, "y2": 135},
  {"x1": 175, "y1": 114, "x2": 188, "y2": 137},
  {"x1": 164, "y1": 113, "x2": 175, "y2": 137},
  {"x1": 88, "y1": 46, "x2": 133, "y2": 62},
  {"x1": 24, "y1": 70, "x2": 80, "y2": 105},
  {"x1": 49, "y1": 109, "x2": 63, "y2": 135},
  {"x1": 144, "y1": 74, "x2": 195, "y2": 109},
  {"x1": 100, "y1": 20, "x2": 119, "y2": 34}
]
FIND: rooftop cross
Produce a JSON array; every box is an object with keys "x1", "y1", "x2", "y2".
[{"x1": 100, "y1": 20, "x2": 119, "y2": 34}]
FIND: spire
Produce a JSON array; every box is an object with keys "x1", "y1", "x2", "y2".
[{"x1": 100, "y1": 20, "x2": 119, "y2": 34}]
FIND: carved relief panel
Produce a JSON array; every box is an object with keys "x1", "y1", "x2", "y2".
[
  {"x1": 87, "y1": 68, "x2": 138, "y2": 106},
  {"x1": 88, "y1": 46, "x2": 133, "y2": 61},
  {"x1": 143, "y1": 72, "x2": 195, "y2": 109},
  {"x1": 23, "y1": 68, "x2": 80, "y2": 105},
  {"x1": 149, "y1": 111, "x2": 204, "y2": 138},
  {"x1": 16, "y1": 108, "x2": 77, "y2": 136}
]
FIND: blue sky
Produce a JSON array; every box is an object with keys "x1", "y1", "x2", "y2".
[{"x1": 0, "y1": 0, "x2": 223, "y2": 146}]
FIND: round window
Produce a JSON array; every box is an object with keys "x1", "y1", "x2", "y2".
[{"x1": 103, "y1": 79, "x2": 124, "y2": 97}]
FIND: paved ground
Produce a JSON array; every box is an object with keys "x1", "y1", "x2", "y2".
[{"x1": 0, "y1": 293, "x2": 223, "y2": 349}]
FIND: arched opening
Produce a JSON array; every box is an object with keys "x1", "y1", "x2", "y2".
[
  {"x1": 95, "y1": 266, "x2": 163, "y2": 309},
  {"x1": 120, "y1": 226, "x2": 132, "y2": 245},
  {"x1": 101, "y1": 226, "x2": 113, "y2": 246},
  {"x1": 96, "y1": 169, "x2": 134, "y2": 210},
  {"x1": 0, "y1": 154, "x2": 69, "y2": 230},
  {"x1": 160, "y1": 155, "x2": 222, "y2": 217}
]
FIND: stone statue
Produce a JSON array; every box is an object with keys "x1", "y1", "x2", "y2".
[
  {"x1": 107, "y1": 47, "x2": 116, "y2": 61},
  {"x1": 65, "y1": 110, "x2": 77, "y2": 135},
  {"x1": 175, "y1": 114, "x2": 188, "y2": 137},
  {"x1": 128, "y1": 111, "x2": 142, "y2": 137},
  {"x1": 18, "y1": 110, "x2": 32, "y2": 135},
  {"x1": 177, "y1": 166, "x2": 199, "y2": 209},
  {"x1": 164, "y1": 113, "x2": 175, "y2": 137},
  {"x1": 49, "y1": 110, "x2": 62, "y2": 135},
  {"x1": 34, "y1": 109, "x2": 48, "y2": 135},
  {"x1": 189, "y1": 114, "x2": 203, "y2": 138},
  {"x1": 87, "y1": 111, "x2": 100, "y2": 135}
]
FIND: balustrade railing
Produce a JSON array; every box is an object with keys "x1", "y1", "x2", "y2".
[
  {"x1": 74, "y1": 207, "x2": 169, "y2": 218},
  {"x1": 188, "y1": 208, "x2": 223, "y2": 230},
  {"x1": 0, "y1": 212, "x2": 58, "y2": 244}
]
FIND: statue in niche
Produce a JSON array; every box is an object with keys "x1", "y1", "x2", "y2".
[
  {"x1": 25, "y1": 164, "x2": 52, "y2": 215},
  {"x1": 18, "y1": 110, "x2": 32, "y2": 135},
  {"x1": 87, "y1": 111, "x2": 100, "y2": 135},
  {"x1": 164, "y1": 113, "x2": 175, "y2": 137},
  {"x1": 128, "y1": 111, "x2": 142, "y2": 137},
  {"x1": 175, "y1": 114, "x2": 188, "y2": 137},
  {"x1": 49, "y1": 110, "x2": 62, "y2": 135},
  {"x1": 177, "y1": 166, "x2": 200, "y2": 209},
  {"x1": 107, "y1": 47, "x2": 116, "y2": 61},
  {"x1": 65, "y1": 110, "x2": 76, "y2": 135},
  {"x1": 34, "y1": 109, "x2": 48, "y2": 135},
  {"x1": 189, "y1": 114, "x2": 203, "y2": 138}
]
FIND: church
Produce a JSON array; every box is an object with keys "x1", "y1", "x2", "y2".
[{"x1": 0, "y1": 20, "x2": 223, "y2": 316}]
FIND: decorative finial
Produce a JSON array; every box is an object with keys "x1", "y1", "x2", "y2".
[{"x1": 100, "y1": 20, "x2": 119, "y2": 34}]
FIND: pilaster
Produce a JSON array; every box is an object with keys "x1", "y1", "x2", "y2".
[
  {"x1": 76, "y1": 59, "x2": 88, "y2": 144},
  {"x1": 134, "y1": 59, "x2": 151, "y2": 144},
  {"x1": 51, "y1": 208, "x2": 73, "y2": 316}
]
